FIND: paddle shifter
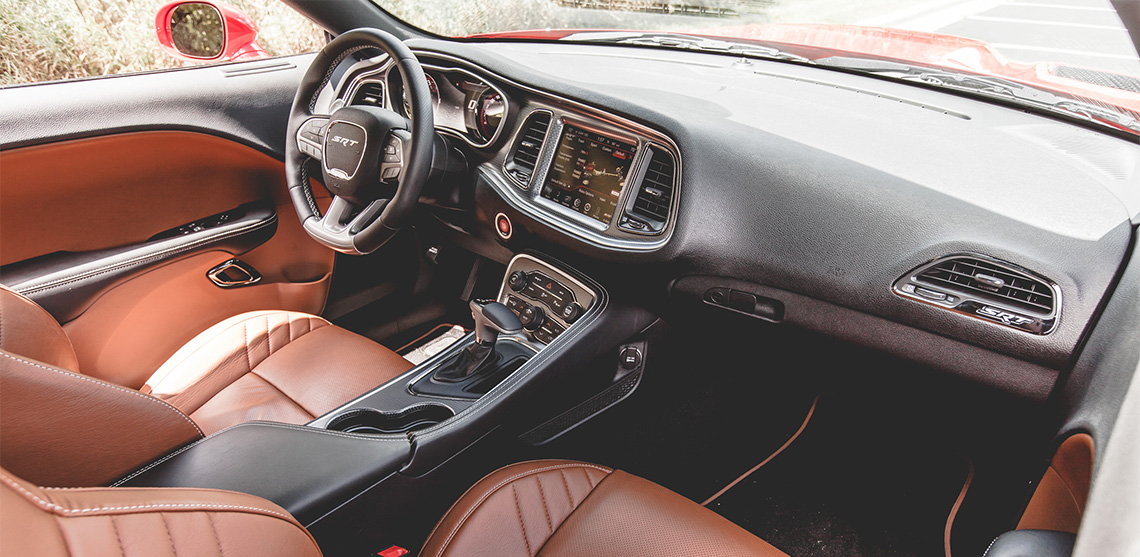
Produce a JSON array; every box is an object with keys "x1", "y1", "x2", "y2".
[{"x1": 432, "y1": 299, "x2": 522, "y2": 383}]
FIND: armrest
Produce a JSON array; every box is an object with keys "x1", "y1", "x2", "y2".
[{"x1": 115, "y1": 421, "x2": 412, "y2": 526}]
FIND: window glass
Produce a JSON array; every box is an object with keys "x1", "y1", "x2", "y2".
[{"x1": 1, "y1": 0, "x2": 325, "y2": 85}]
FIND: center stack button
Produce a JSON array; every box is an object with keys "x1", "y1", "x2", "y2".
[
  {"x1": 519, "y1": 304, "x2": 545, "y2": 331},
  {"x1": 508, "y1": 271, "x2": 528, "y2": 291}
]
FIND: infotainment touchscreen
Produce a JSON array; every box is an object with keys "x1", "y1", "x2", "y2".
[{"x1": 541, "y1": 125, "x2": 636, "y2": 225}]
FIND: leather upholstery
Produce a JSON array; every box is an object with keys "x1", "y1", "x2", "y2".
[
  {"x1": 0, "y1": 286, "x2": 78, "y2": 371},
  {"x1": 146, "y1": 311, "x2": 413, "y2": 435},
  {"x1": 0, "y1": 289, "x2": 413, "y2": 484},
  {"x1": 1, "y1": 459, "x2": 785, "y2": 557},
  {"x1": 0, "y1": 467, "x2": 321, "y2": 557},
  {"x1": 0, "y1": 351, "x2": 204, "y2": 488},
  {"x1": 421, "y1": 460, "x2": 788, "y2": 557}
]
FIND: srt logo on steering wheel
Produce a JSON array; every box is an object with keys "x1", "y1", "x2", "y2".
[{"x1": 330, "y1": 135, "x2": 359, "y2": 147}]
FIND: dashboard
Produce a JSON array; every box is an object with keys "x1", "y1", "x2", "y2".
[
  {"x1": 312, "y1": 40, "x2": 1138, "y2": 401},
  {"x1": 323, "y1": 52, "x2": 682, "y2": 251}
]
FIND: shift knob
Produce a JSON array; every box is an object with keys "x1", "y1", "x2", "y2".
[{"x1": 471, "y1": 299, "x2": 522, "y2": 345}]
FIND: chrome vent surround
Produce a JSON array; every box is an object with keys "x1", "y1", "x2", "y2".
[
  {"x1": 504, "y1": 111, "x2": 552, "y2": 188},
  {"x1": 630, "y1": 146, "x2": 676, "y2": 225},
  {"x1": 893, "y1": 254, "x2": 1061, "y2": 335},
  {"x1": 350, "y1": 81, "x2": 385, "y2": 107}
]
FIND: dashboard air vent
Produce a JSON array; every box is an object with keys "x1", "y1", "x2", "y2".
[
  {"x1": 893, "y1": 254, "x2": 1060, "y2": 335},
  {"x1": 622, "y1": 146, "x2": 675, "y2": 233},
  {"x1": 505, "y1": 111, "x2": 551, "y2": 187},
  {"x1": 351, "y1": 82, "x2": 385, "y2": 107}
]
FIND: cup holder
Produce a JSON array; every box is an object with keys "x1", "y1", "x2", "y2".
[{"x1": 326, "y1": 404, "x2": 455, "y2": 435}]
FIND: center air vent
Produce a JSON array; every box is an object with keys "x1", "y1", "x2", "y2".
[
  {"x1": 620, "y1": 145, "x2": 676, "y2": 234},
  {"x1": 351, "y1": 82, "x2": 385, "y2": 107},
  {"x1": 893, "y1": 254, "x2": 1060, "y2": 335},
  {"x1": 504, "y1": 111, "x2": 551, "y2": 188}
]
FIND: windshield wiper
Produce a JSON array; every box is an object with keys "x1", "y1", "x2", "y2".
[
  {"x1": 571, "y1": 32, "x2": 810, "y2": 63},
  {"x1": 817, "y1": 56, "x2": 1140, "y2": 135}
]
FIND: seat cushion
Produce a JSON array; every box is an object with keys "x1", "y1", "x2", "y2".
[
  {"x1": 145, "y1": 310, "x2": 413, "y2": 435},
  {"x1": 421, "y1": 460, "x2": 788, "y2": 557}
]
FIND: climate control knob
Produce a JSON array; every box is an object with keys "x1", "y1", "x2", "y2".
[
  {"x1": 508, "y1": 271, "x2": 528, "y2": 292},
  {"x1": 519, "y1": 304, "x2": 545, "y2": 331}
]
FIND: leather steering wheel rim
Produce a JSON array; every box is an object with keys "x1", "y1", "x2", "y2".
[{"x1": 285, "y1": 28, "x2": 434, "y2": 255}]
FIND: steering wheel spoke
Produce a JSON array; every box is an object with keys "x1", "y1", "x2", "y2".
[
  {"x1": 380, "y1": 129, "x2": 411, "y2": 182},
  {"x1": 296, "y1": 116, "x2": 330, "y2": 160},
  {"x1": 286, "y1": 28, "x2": 434, "y2": 255}
]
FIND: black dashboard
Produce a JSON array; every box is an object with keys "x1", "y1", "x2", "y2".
[
  {"x1": 3, "y1": 36, "x2": 1135, "y2": 404},
  {"x1": 315, "y1": 38, "x2": 1137, "y2": 401}
]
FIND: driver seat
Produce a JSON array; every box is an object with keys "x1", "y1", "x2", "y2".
[{"x1": 0, "y1": 285, "x2": 413, "y2": 487}]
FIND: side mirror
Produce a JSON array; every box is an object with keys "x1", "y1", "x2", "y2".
[{"x1": 155, "y1": 0, "x2": 267, "y2": 62}]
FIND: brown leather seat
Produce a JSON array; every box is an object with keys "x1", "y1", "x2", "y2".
[
  {"x1": 423, "y1": 460, "x2": 787, "y2": 557},
  {"x1": 0, "y1": 286, "x2": 413, "y2": 487},
  {"x1": 0, "y1": 460, "x2": 787, "y2": 557}
]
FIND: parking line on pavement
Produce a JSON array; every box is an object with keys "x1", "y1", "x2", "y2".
[
  {"x1": 1005, "y1": 1, "x2": 1117, "y2": 10},
  {"x1": 988, "y1": 43, "x2": 1140, "y2": 60},
  {"x1": 966, "y1": 15, "x2": 1129, "y2": 30}
]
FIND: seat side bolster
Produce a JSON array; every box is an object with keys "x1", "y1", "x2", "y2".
[{"x1": 0, "y1": 351, "x2": 203, "y2": 487}]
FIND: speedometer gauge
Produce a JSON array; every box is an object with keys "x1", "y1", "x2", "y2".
[
  {"x1": 477, "y1": 91, "x2": 506, "y2": 142},
  {"x1": 403, "y1": 73, "x2": 439, "y2": 116}
]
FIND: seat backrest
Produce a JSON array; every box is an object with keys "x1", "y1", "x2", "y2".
[
  {"x1": 0, "y1": 286, "x2": 203, "y2": 487},
  {"x1": 0, "y1": 285, "x2": 79, "y2": 371},
  {"x1": 0, "y1": 466, "x2": 322, "y2": 557}
]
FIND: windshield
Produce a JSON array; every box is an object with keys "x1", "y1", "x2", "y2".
[{"x1": 375, "y1": 0, "x2": 1140, "y2": 135}]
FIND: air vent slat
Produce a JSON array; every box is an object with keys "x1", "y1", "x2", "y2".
[
  {"x1": 629, "y1": 146, "x2": 675, "y2": 223},
  {"x1": 505, "y1": 112, "x2": 551, "y2": 186},
  {"x1": 351, "y1": 82, "x2": 385, "y2": 107},
  {"x1": 914, "y1": 256, "x2": 1056, "y2": 315}
]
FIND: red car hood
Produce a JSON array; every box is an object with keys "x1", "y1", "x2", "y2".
[{"x1": 472, "y1": 24, "x2": 1140, "y2": 116}]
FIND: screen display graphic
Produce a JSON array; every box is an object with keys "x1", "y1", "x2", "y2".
[{"x1": 541, "y1": 125, "x2": 636, "y2": 225}]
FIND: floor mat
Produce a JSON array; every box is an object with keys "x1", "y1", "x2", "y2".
[
  {"x1": 517, "y1": 323, "x2": 1049, "y2": 557},
  {"x1": 707, "y1": 393, "x2": 972, "y2": 557}
]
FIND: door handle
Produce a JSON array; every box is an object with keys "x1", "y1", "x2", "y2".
[{"x1": 207, "y1": 259, "x2": 262, "y2": 288}]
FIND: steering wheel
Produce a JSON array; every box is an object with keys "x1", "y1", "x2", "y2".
[{"x1": 286, "y1": 29, "x2": 434, "y2": 255}]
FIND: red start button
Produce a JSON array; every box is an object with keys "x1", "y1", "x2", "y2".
[{"x1": 495, "y1": 213, "x2": 513, "y2": 240}]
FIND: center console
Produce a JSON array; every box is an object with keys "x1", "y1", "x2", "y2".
[{"x1": 115, "y1": 252, "x2": 660, "y2": 547}]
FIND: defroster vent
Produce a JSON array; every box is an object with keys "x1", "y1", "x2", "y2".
[
  {"x1": 894, "y1": 254, "x2": 1060, "y2": 334},
  {"x1": 505, "y1": 111, "x2": 551, "y2": 188}
]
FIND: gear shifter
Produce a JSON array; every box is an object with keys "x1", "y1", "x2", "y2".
[{"x1": 432, "y1": 299, "x2": 522, "y2": 383}]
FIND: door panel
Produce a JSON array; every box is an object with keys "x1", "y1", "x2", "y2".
[
  {"x1": 1, "y1": 131, "x2": 335, "y2": 387},
  {"x1": 1, "y1": 131, "x2": 291, "y2": 265}
]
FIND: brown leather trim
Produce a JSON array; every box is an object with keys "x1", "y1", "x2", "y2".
[
  {"x1": 0, "y1": 350, "x2": 203, "y2": 487},
  {"x1": 421, "y1": 460, "x2": 613, "y2": 557},
  {"x1": 944, "y1": 460, "x2": 975, "y2": 557},
  {"x1": 62, "y1": 252, "x2": 331, "y2": 389},
  {"x1": 0, "y1": 285, "x2": 78, "y2": 371},
  {"x1": 422, "y1": 460, "x2": 787, "y2": 557},
  {"x1": 538, "y1": 469, "x2": 788, "y2": 556},
  {"x1": 1017, "y1": 433, "x2": 1095, "y2": 533},
  {"x1": 702, "y1": 395, "x2": 819, "y2": 506},
  {"x1": 0, "y1": 131, "x2": 328, "y2": 266},
  {"x1": 1, "y1": 467, "x2": 322, "y2": 557}
]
